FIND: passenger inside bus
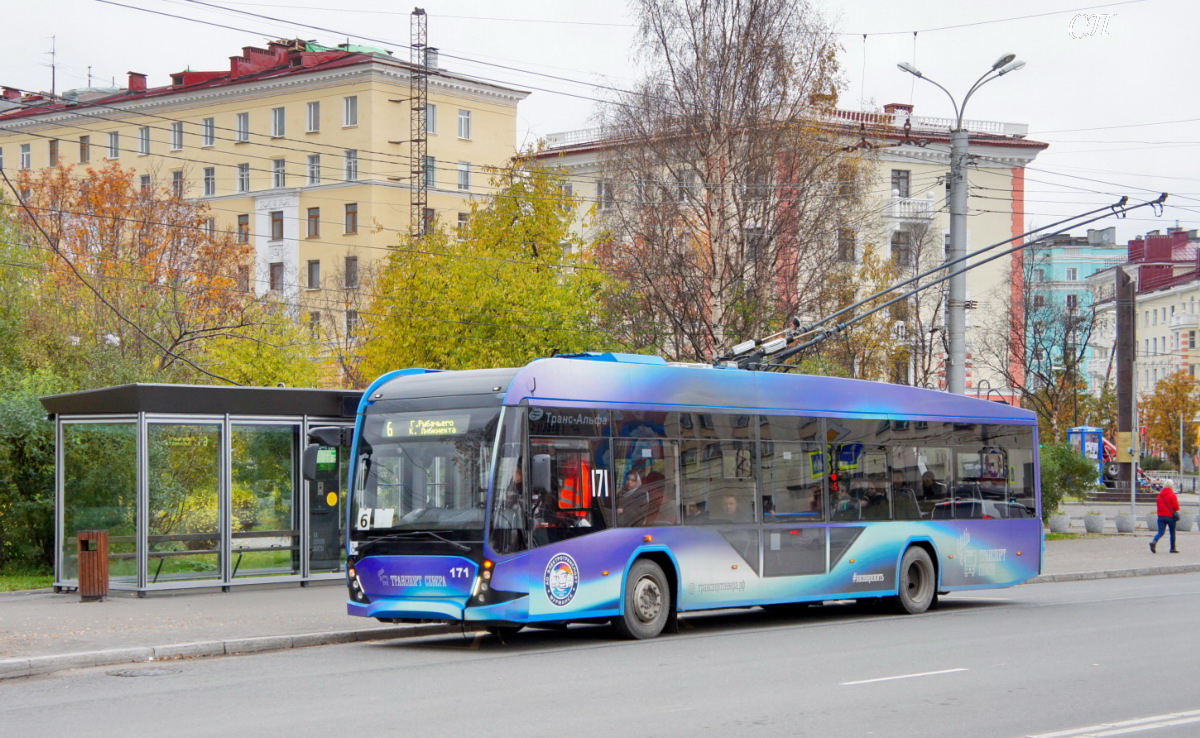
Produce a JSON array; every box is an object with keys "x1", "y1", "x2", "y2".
[
  {"x1": 714, "y1": 494, "x2": 753, "y2": 523},
  {"x1": 920, "y1": 471, "x2": 947, "y2": 501},
  {"x1": 832, "y1": 484, "x2": 865, "y2": 520}
]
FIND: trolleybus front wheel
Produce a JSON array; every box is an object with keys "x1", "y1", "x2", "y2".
[
  {"x1": 891, "y1": 546, "x2": 935, "y2": 614},
  {"x1": 612, "y1": 559, "x2": 670, "y2": 639}
]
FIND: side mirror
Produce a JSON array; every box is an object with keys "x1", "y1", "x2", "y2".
[
  {"x1": 308, "y1": 426, "x2": 351, "y2": 447},
  {"x1": 302, "y1": 444, "x2": 339, "y2": 482},
  {"x1": 531, "y1": 453, "x2": 552, "y2": 495}
]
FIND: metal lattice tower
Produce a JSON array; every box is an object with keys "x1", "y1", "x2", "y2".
[{"x1": 410, "y1": 8, "x2": 428, "y2": 238}]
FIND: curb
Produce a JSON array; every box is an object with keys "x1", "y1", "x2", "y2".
[
  {"x1": 1029, "y1": 563, "x2": 1200, "y2": 584},
  {"x1": 0, "y1": 623, "x2": 458, "y2": 681}
]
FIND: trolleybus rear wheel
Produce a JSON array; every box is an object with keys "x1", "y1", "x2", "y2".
[
  {"x1": 891, "y1": 546, "x2": 935, "y2": 614},
  {"x1": 612, "y1": 559, "x2": 670, "y2": 639}
]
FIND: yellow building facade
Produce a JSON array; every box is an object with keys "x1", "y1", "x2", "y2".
[{"x1": 0, "y1": 40, "x2": 528, "y2": 339}]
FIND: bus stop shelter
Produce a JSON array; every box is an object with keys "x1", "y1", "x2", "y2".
[{"x1": 40, "y1": 384, "x2": 361, "y2": 595}]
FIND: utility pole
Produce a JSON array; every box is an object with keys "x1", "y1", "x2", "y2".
[
  {"x1": 410, "y1": 8, "x2": 428, "y2": 239},
  {"x1": 1116, "y1": 268, "x2": 1137, "y2": 513},
  {"x1": 899, "y1": 54, "x2": 1026, "y2": 394}
]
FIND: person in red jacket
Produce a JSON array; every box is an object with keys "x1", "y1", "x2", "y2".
[{"x1": 1150, "y1": 485, "x2": 1181, "y2": 554}]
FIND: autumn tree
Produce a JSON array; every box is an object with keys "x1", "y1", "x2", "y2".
[
  {"x1": 10, "y1": 162, "x2": 265, "y2": 384},
  {"x1": 595, "y1": 0, "x2": 869, "y2": 361},
  {"x1": 976, "y1": 240, "x2": 1096, "y2": 441},
  {"x1": 1141, "y1": 370, "x2": 1200, "y2": 466},
  {"x1": 362, "y1": 156, "x2": 617, "y2": 375}
]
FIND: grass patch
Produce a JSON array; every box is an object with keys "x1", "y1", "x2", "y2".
[
  {"x1": 0, "y1": 570, "x2": 54, "y2": 592},
  {"x1": 1045, "y1": 532, "x2": 1087, "y2": 540}
]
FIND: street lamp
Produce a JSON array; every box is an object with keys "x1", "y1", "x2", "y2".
[{"x1": 898, "y1": 54, "x2": 1026, "y2": 395}]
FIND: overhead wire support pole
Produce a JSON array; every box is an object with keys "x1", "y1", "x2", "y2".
[
  {"x1": 410, "y1": 7, "x2": 428, "y2": 239},
  {"x1": 762, "y1": 195, "x2": 1167, "y2": 369}
]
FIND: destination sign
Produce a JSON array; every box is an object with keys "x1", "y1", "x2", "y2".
[{"x1": 368, "y1": 412, "x2": 473, "y2": 439}]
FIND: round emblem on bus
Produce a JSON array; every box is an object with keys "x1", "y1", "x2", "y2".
[
  {"x1": 543, "y1": 553, "x2": 579, "y2": 607},
  {"x1": 528, "y1": 407, "x2": 545, "y2": 422}
]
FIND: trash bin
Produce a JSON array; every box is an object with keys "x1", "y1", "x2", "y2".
[{"x1": 77, "y1": 530, "x2": 109, "y2": 602}]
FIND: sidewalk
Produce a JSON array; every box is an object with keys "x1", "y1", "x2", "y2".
[{"x1": 4, "y1": 528, "x2": 1200, "y2": 680}]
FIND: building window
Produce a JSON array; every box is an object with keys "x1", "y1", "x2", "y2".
[
  {"x1": 79, "y1": 136, "x2": 90, "y2": 164},
  {"x1": 1065, "y1": 267, "x2": 1079, "y2": 281},
  {"x1": 422, "y1": 207, "x2": 435, "y2": 234},
  {"x1": 344, "y1": 150, "x2": 358, "y2": 181},
  {"x1": 171, "y1": 170, "x2": 184, "y2": 197},
  {"x1": 204, "y1": 217, "x2": 216, "y2": 237},
  {"x1": 170, "y1": 122, "x2": 183, "y2": 151},
  {"x1": 458, "y1": 109, "x2": 471, "y2": 139},
  {"x1": 236, "y1": 265, "x2": 250, "y2": 293},
  {"x1": 48, "y1": 139, "x2": 59, "y2": 167},
  {"x1": 202, "y1": 117, "x2": 215, "y2": 147},
  {"x1": 272, "y1": 159, "x2": 286, "y2": 188},
  {"x1": 307, "y1": 207, "x2": 320, "y2": 238},
  {"x1": 457, "y1": 161, "x2": 470, "y2": 191},
  {"x1": 1191, "y1": 331, "x2": 1196, "y2": 350},
  {"x1": 1032, "y1": 268, "x2": 1045, "y2": 282},
  {"x1": 426, "y1": 103, "x2": 437, "y2": 133},
  {"x1": 0, "y1": 147, "x2": 5, "y2": 171},
  {"x1": 891, "y1": 169, "x2": 910, "y2": 198},
  {"x1": 236, "y1": 112, "x2": 249, "y2": 142},
  {"x1": 309, "y1": 311, "x2": 321, "y2": 337},
  {"x1": 139, "y1": 175, "x2": 151, "y2": 194},
  {"x1": 236, "y1": 214, "x2": 249, "y2": 243},
  {"x1": 307, "y1": 154, "x2": 320, "y2": 185},
  {"x1": 270, "y1": 210, "x2": 283, "y2": 241},
  {"x1": 891, "y1": 230, "x2": 912, "y2": 266},
  {"x1": 423, "y1": 156, "x2": 436, "y2": 188},
  {"x1": 837, "y1": 228, "x2": 855, "y2": 262},
  {"x1": 345, "y1": 203, "x2": 358, "y2": 234},
  {"x1": 1033, "y1": 294, "x2": 1046, "y2": 308},
  {"x1": 203, "y1": 167, "x2": 216, "y2": 196},
  {"x1": 107, "y1": 132, "x2": 119, "y2": 159},
  {"x1": 306, "y1": 101, "x2": 320, "y2": 133},
  {"x1": 344, "y1": 256, "x2": 359, "y2": 288},
  {"x1": 343, "y1": 96, "x2": 358, "y2": 127},
  {"x1": 269, "y1": 262, "x2": 284, "y2": 292},
  {"x1": 306, "y1": 260, "x2": 320, "y2": 290},
  {"x1": 270, "y1": 107, "x2": 286, "y2": 138},
  {"x1": 19, "y1": 144, "x2": 30, "y2": 170},
  {"x1": 597, "y1": 180, "x2": 614, "y2": 211},
  {"x1": 138, "y1": 126, "x2": 150, "y2": 155},
  {"x1": 1065, "y1": 293, "x2": 1078, "y2": 310},
  {"x1": 346, "y1": 309, "x2": 359, "y2": 338},
  {"x1": 236, "y1": 163, "x2": 250, "y2": 193},
  {"x1": 457, "y1": 211, "x2": 469, "y2": 234}
]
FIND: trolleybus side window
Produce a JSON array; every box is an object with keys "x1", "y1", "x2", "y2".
[{"x1": 759, "y1": 415, "x2": 826, "y2": 523}]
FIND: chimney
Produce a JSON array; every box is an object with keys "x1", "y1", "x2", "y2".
[
  {"x1": 1, "y1": 87, "x2": 19, "y2": 101},
  {"x1": 424, "y1": 47, "x2": 439, "y2": 69},
  {"x1": 127, "y1": 72, "x2": 147, "y2": 92},
  {"x1": 884, "y1": 102, "x2": 914, "y2": 115}
]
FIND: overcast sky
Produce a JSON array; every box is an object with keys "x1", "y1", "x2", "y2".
[{"x1": 6, "y1": 0, "x2": 1199, "y2": 244}]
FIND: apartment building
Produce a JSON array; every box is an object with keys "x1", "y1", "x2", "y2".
[
  {"x1": 0, "y1": 39, "x2": 528, "y2": 332},
  {"x1": 538, "y1": 102, "x2": 1047, "y2": 400},
  {"x1": 1089, "y1": 228, "x2": 1200, "y2": 395}
]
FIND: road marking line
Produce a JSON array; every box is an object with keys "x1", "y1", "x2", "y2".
[
  {"x1": 949, "y1": 596, "x2": 1012, "y2": 601},
  {"x1": 1028, "y1": 708, "x2": 1200, "y2": 737},
  {"x1": 841, "y1": 668, "x2": 967, "y2": 686}
]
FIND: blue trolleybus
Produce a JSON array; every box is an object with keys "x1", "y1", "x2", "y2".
[{"x1": 305, "y1": 353, "x2": 1041, "y2": 639}]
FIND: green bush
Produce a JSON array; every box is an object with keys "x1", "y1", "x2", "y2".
[
  {"x1": 0, "y1": 369, "x2": 66, "y2": 571},
  {"x1": 1040, "y1": 442, "x2": 1102, "y2": 523},
  {"x1": 1140, "y1": 456, "x2": 1169, "y2": 471}
]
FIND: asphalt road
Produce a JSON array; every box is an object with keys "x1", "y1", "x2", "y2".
[{"x1": 5, "y1": 575, "x2": 1200, "y2": 738}]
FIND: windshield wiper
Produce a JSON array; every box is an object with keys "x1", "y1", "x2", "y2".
[{"x1": 359, "y1": 531, "x2": 472, "y2": 552}]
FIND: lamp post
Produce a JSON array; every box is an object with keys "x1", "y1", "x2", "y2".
[{"x1": 898, "y1": 55, "x2": 1026, "y2": 394}]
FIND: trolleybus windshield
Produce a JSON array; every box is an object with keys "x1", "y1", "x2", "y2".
[{"x1": 352, "y1": 405, "x2": 500, "y2": 538}]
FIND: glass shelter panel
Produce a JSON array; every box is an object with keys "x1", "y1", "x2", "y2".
[
  {"x1": 62, "y1": 423, "x2": 137, "y2": 583},
  {"x1": 308, "y1": 427, "x2": 349, "y2": 573},
  {"x1": 147, "y1": 423, "x2": 222, "y2": 583},
  {"x1": 231, "y1": 424, "x2": 299, "y2": 578}
]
